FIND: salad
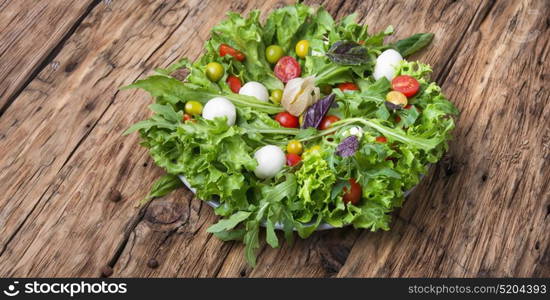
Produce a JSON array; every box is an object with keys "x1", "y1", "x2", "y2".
[{"x1": 123, "y1": 3, "x2": 459, "y2": 266}]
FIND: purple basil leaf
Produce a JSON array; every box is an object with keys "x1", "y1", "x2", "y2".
[
  {"x1": 301, "y1": 93, "x2": 336, "y2": 129},
  {"x1": 385, "y1": 101, "x2": 403, "y2": 110},
  {"x1": 336, "y1": 136, "x2": 359, "y2": 157},
  {"x1": 327, "y1": 41, "x2": 369, "y2": 65}
]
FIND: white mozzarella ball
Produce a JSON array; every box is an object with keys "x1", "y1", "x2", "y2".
[
  {"x1": 341, "y1": 126, "x2": 364, "y2": 140},
  {"x1": 373, "y1": 49, "x2": 403, "y2": 81},
  {"x1": 253, "y1": 145, "x2": 286, "y2": 179},
  {"x1": 348, "y1": 126, "x2": 364, "y2": 138},
  {"x1": 202, "y1": 97, "x2": 236, "y2": 126},
  {"x1": 239, "y1": 81, "x2": 269, "y2": 102}
]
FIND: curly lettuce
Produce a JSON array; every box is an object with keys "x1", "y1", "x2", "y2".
[{"x1": 123, "y1": 3, "x2": 458, "y2": 267}]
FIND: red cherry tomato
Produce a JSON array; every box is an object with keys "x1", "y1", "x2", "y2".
[
  {"x1": 404, "y1": 104, "x2": 412, "y2": 109},
  {"x1": 376, "y1": 136, "x2": 387, "y2": 143},
  {"x1": 275, "y1": 112, "x2": 299, "y2": 128},
  {"x1": 343, "y1": 178, "x2": 362, "y2": 205},
  {"x1": 183, "y1": 114, "x2": 195, "y2": 122},
  {"x1": 337, "y1": 82, "x2": 359, "y2": 91},
  {"x1": 219, "y1": 44, "x2": 246, "y2": 61},
  {"x1": 226, "y1": 75, "x2": 242, "y2": 93},
  {"x1": 274, "y1": 56, "x2": 301, "y2": 83},
  {"x1": 233, "y1": 52, "x2": 246, "y2": 61},
  {"x1": 385, "y1": 157, "x2": 398, "y2": 163},
  {"x1": 391, "y1": 75, "x2": 419, "y2": 97},
  {"x1": 286, "y1": 153, "x2": 301, "y2": 166},
  {"x1": 319, "y1": 115, "x2": 340, "y2": 130}
]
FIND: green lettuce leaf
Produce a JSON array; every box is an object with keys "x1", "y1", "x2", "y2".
[{"x1": 124, "y1": 3, "x2": 459, "y2": 268}]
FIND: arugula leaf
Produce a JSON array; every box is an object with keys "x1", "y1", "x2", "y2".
[
  {"x1": 212, "y1": 229, "x2": 246, "y2": 241},
  {"x1": 124, "y1": 118, "x2": 176, "y2": 135},
  {"x1": 123, "y1": 75, "x2": 282, "y2": 114},
  {"x1": 394, "y1": 33, "x2": 434, "y2": 57},
  {"x1": 207, "y1": 211, "x2": 252, "y2": 233},
  {"x1": 312, "y1": 63, "x2": 353, "y2": 86},
  {"x1": 140, "y1": 174, "x2": 183, "y2": 206},
  {"x1": 155, "y1": 58, "x2": 190, "y2": 76},
  {"x1": 344, "y1": 118, "x2": 445, "y2": 151},
  {"x1": 265, "y1": 219, "x2": 278, "y2": 248},
  {"x1": 244, "y1": 220, "x2": 260, "y2": 266},
  {"x1": 149, "y1": 103, "x2": 181, "y2": 123}
]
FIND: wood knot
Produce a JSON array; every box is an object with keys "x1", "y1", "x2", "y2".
[
  {"x1": 481, "y1": 172, "x2": 488, "y2": 182},
  {"x1": 64, "y1": 62, "x2": 78, "y2": 73},
  {"x1": 145, "y1": 202, "x2": 185, "y2": 225},
  {"x1": 108, "y1": 188, "x2": 122, "y2": 203},
  {"x1": 441, "y1": 155, "x2": 457, "y2": 177},
  {"x1": 83, "y1": 101, "x2": 95, "y2": 112},
  {"x1": 100, "y1": 265, "x2": 113, "y2": 277},
  {"x1": 147, "y1": 258, "x2": 159, "y2": 269},
  {"x1": 319, "y1": 244, "x2": 350, "y2": 276}
]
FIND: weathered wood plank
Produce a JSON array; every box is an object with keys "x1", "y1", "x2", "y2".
[
  {"x1": 114, "y1": 191, "x2": 235, "y2": 277},
  {"x1": 342, "y1": 0, "x2": 550, "y2": 277},
  {"x1": 115, "y1": 1, "x2": 492, "y2": 277},
  {"x1": 217, "y1": 228, "x2": 362, "y2": 278},
  {"x1": 0, "y1": 0, "x2": 546, "y2": 278},
  {"x1": 0, "y1": 0, "x2": 97, "y2": 114},
  {"x1": 0, "y1": 0, "x2": 207, "y2": 276},
  {"x1": 337, "y1": 219, "x2": 471, "y2": 277}
]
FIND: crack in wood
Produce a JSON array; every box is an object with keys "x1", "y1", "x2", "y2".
[
  {"x1": 93, "y1": 4, "x2": 206, "y2": 275},
  {"x1": 0, "y1": 183, "x2": 55, "y2": 257},
  {"x1": 2, "y1": 0, "x2": 544, "y2": 277},
  {"x1": 106, "y1": 203, "x2": 151, "y2": 269},
  {"x1": 319, "y1": 233, "x2": 359, "y2": 277},
  {"x1": 58, "y1": 90, "x2": 120, "y2": 172},
  {"x1": 434, "y1": 1, "x2": 487, "y2": 84},
  {"x1": 394, "y1": 215, "x2": 468, "y2": 270},
  {"x1": 0, "y1": 0, "x2": 198, "y2": 276},
  {"x1": 141, "y1": 5, "x2": 191, "y2": 66},
  {"x1": 211, "y1": 242, "x2": 235, "y2": 277},
  {"x1": 0, "y1": 0, "x2": 102, "y2": 118}
]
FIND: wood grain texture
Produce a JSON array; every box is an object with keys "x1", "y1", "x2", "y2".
[
  {"x1": 0, "y1": 0, "x2": 97, "y2": 114},
  {"x1": 0, "y1": 0, "x2": 204, "y2": 276},
  {"x1": 0, "y1": 0, "x2": 548, "y2": 277},
  {"x1": 393, "y1": 0, "x2": 550, "y2": 277}
]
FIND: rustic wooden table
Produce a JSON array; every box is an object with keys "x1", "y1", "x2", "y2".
[{"x1": 0, "y1": 0, "x2": 548, "y2": 278}]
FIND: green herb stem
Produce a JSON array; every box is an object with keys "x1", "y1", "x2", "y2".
[
  {"x1": 314, "y1": 64, "x2": 351, "y2": 85},
  {"x1": 248, "y1": 117, "x2": 441, "y2": 151}
]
